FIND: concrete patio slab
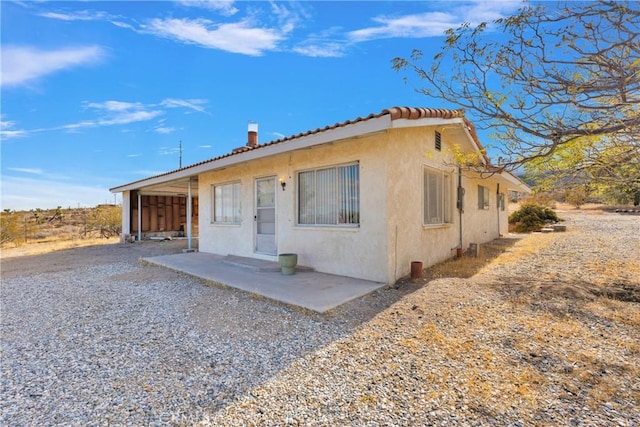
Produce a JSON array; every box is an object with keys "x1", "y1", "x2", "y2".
[{"x1": 141, "y1": 252, "x2": 386, "y2": 313}]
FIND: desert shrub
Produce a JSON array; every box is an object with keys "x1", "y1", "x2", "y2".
[
  {"x1": 565, "y1": 186, "x2": 589, "y2": 208},
  {"x1": 1, "y1": 210, "x2": 21, "y2": 246},
  {"x1": 520, "y1": 193, "x2": 557, "y2": 208},
  {"x1": 87, "y1": 205, "x2": 121, "y2": 238},
  {"x1": 508, "y1": 203, "x2": 561, "y2": 233}
]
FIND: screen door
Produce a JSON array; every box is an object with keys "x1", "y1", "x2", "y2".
[{"x1": 255, "y1": 176, "x2": 276, "y2": 254}]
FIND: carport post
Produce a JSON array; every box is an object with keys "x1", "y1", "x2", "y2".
[
  {"x1": 137, "y1": 192, "x2": 142, "y2": 242},
  {"x1": 187, "y1": 178, "x2": 193, "y2": 251}
]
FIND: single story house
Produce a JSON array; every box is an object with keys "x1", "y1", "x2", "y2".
[{"x1": 110, "y1": 107, "x2": 530, "y2": 284}]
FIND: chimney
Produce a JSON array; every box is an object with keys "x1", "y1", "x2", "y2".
[{"x1": 247, "y1": 121, "x2": 258, "y2": 148}]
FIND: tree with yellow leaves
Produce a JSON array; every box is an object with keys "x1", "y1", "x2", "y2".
[{"x1": 393, "y1": 0, "x2": 639, "y2": 199}]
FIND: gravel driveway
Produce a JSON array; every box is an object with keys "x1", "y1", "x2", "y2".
[
  {"x1": 1, "y1": 240, "x2": 411, "y2": 425},
  {"x1": 2, "y1": 209, "x2": 639, "y2": 426}
]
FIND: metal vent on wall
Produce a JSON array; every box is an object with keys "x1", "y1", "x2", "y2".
[{"x1": 435, "y1": 130, "x2": 442, "y2": 151}]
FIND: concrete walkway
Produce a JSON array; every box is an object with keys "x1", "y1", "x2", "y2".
[{"x1": 141, "y1": 252, "x2": 386, "y2": 313}]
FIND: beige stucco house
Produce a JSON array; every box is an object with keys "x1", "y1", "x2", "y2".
[{"x1": 110, "y1": 107, "x2": 530, "y2": 284}]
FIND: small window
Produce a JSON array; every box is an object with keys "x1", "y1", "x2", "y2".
[
  {"x1": 213, "y1": 181, "x2": 241, "y2": 223},
  {"x1": 298, "y1": 163, "x2": 359, "y2": 226},
  {"x1": 478, "y1": 185, "x2": 490, "y2": 210},
  {"x1": 435, "y1": 130, "x2": 442, "y2": 151},
  {"x1": 424, "y1": 167, "x2": 451, "y2": 225}
]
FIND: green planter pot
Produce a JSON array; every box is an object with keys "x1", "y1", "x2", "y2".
[{"x1": 278, "y1": 253, "x2": 298, "y2": 275}]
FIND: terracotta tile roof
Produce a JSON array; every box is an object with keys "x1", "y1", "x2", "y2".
[
  {"x1": 110, "y1": 106, "x2": 475, "y2": 191},
  {"x1": 384, "y1": 106, "x2": 465, "y2": 120}
]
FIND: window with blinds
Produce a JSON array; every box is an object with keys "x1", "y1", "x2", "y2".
[
  {"x1": 478, "y1": 185, "x2": 490, "y2": 210},
  {"x1": 213, "y1": 181, "x2": 241, "y2": 223},
  {"x1": 424, "y1": 167, "x2": 451, "y2": 225},
  {"x1": 298, "y1": 163, "x2": 359, "y2": 226}
]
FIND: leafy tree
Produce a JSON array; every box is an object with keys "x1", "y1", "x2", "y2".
[
  {"x1": 525, "y1": 134, "x2": 640, "y2": 205},
  {"x1": 392, "y1": 1, "x2": 639, "y2": 177}
]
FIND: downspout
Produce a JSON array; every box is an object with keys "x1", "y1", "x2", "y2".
[
  {"x1": 187, "y1": 177, "x2": 193, "y2": 251},
  {"x1": 496, "y1": 183, "x2": 501, "y2": 237},
  {"x1": 137, "y1": 191, "x2": 142, "y2": 242},
  {"x1": 456, "y1": 167, "x2": 464, "y2": 257}
]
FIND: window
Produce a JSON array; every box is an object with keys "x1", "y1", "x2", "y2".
[
  {"x1": 478, "y1": 185, "x2": 490, "y2": 210},
  {"x1": 424, "y1": 167, "x2": 451, "y2": 225},
  {"x1": 298, "y1": 163, "x2": 359, "y2": 226},
  {"x1": 435, "y1": 130, "x2": 442, "y2": 151},
  {"x1": 213, "y1": 182, "x2": 241, "y2": 223}
]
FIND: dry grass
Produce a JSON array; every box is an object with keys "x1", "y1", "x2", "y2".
[
  {"x1": 425, "y1": 234, "x2": 554, "y2": 280},
  {"x1": 0, "y1": 237, "x2": 119, "y2": 259},
  {"x1": 414, "y1": 223, "x2": 639, "y2": 417}
]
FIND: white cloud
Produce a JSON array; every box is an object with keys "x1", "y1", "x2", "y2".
[
  {"x1": 348, "y1": 12, "x2": 459, "y2": 42},
  {"x1": 0, "y1": 176, "x2": 113, "y2": 211},
  {"x1": 198, "y1": 145, "x2": 212, "y2": 149},
  {"x1": 155, "y1": 126, "x2": 176, "y2": 134},
  {"x1": 1, "y1": 45, "x2": 105, "y2": 87},
  {"x1": 177, "y1": 0, "x2": 238, "y2": 16},
  {"x1": 160, "y1": 98, "x2": 208, "y2": 113},
  {"x1": 293, "y1": 42, "x2": 347, "y2": 58},
  {"x1": 0, "y1": 117, "x2": 28, "y2": 139},
  {"x1": 347, "y1": 1, "x2": 521, "y2": 42},
  {"x1": 38, "y1": 10, "x2": 109, "y2": 21},
  {"x1": 86, "y1": 101, "x2": 144, "y2": 112},
  {"x1": 62, "y1": 110, "x2": 163, "y2": 131},
  {"x1": 0, "y1": 130, "x2": 28, "y2": 139},
  {"x1": 143, "y1": 17, "x2": 286, "y2": 56},
  {"x1": 7, "y1": 167, "x2": 44, "y2": 175},
  {"x1": 60, "y1": 101, "x2": 164, "y2": 131},
  {"x1": 110, "y1": 21, "x2": 135, "y2": 30},
  {"x1": 127, "y1": 153, "x2": 142, "y2": 157},
  {"x1": 462, "y1": 1, "x2": 522, "y2": 22},
  {"x1": 2, "y1": 98, "x2": 209, "y2": 138}
]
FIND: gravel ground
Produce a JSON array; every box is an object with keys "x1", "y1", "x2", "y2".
[{"x1": 1, "y1": 209, "x2": 639, "y2": 426}]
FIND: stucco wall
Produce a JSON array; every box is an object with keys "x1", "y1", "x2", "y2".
[
  {"x1": 198, "y1": 133, "x2": 391, "y2": 283},
  {"x1": 385, "y1": 127, "x2": 459, "y2": 283},
  {"x1": 384, "y1": 126, "x2": 509, "y2": 283},
  {"x1": 197, "y1": 125, "x2": 520, "y2": 284}
]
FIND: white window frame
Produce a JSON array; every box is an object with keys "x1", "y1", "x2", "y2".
[
  {"x1": 297, "y1": 162, "x2": 360, "y2": 227},
  {"x1": 423, "y1": 166, "x2": 452, "y2": 226},
  {"x1": 212, "y1": 181, "x2": 241, "y2": 224},
  {"x1": 478, "y1": 185, "x2": 490, "y2": 210}
]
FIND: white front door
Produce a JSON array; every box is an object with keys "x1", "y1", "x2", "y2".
[{"x1": 255, "y1": 176, "x2": 276, "y2": 255}]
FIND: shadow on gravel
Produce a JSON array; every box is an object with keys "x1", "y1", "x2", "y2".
[
  {"x1": 0, "y1": 239, "x2": 432, "y2": 424},
  {"x1": 492, "y1": 279, "x2": 640, "y2": 304}
]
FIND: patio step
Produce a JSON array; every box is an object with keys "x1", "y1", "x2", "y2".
[{"x1": 222, "y1": 255, "x2": 314, "y2": 272}]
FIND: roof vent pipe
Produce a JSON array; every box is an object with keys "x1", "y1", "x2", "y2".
[{"x1": 247, "y1": 121, "x2": 258, "y2": 147}]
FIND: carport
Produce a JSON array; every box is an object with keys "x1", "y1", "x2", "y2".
[{"x1": 110, "y1": 175, "x2": 199, "y2": 251}]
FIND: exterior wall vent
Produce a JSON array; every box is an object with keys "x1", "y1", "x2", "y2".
[{"x1": 435, "y1": 130, "x2": 442, "y2": 151}]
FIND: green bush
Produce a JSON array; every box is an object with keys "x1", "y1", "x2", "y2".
[{"x1": 508, "y1": 203, "x2": 561, "y2": 233}]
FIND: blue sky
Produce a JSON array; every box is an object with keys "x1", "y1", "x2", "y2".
[{"x1": 1, "y1": 0, "x2": 522, "y2": 211}]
